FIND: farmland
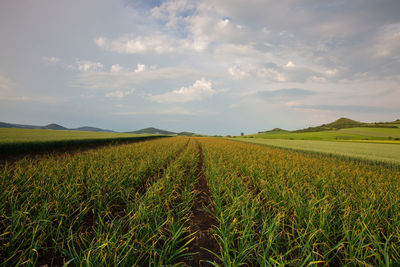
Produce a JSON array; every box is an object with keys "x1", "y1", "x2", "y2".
[
  {"x1": 246, "y1": 127, "x2": 400, "y2": 141},
  {"x1": 0, "y1": 128, "x2": 148, "y2": 143},
  {"x1": 235, "y1": 138, "x2": 400, "y2": 165},
  {"x1": 0, "y1": 128, "x2": 163, "y2": 156},
  {"x1": 246, "y1": 118, "x2": 400, "y2": 141},
  {"x1": 1, "y1": 136, "x2": 399, "y2": 266}
]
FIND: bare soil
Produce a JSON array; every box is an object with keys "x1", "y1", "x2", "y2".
[{"x1": 184, "y1": 144, "x2": 220, "y2": 266}]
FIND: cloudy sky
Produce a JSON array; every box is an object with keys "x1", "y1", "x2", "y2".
[{"x1": 1, "y1": 0, "x2": 399, "y2": 134}]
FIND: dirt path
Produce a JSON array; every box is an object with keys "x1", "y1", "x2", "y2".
[{"x1": 185, "y1": 143, "x2": 220, "y2": 266}]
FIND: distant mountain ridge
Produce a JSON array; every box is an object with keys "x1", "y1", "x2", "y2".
[
  {"x1": 0, "y1": 122, "x2": 40, "y2": 129},
  {"x1": 258, "y1": 128, "x2": 289, "y2": 134},
  {"x1": 294, "y1": 117, "x2": 362, "y2": 133},
  {"x1": 0, "y1": 121, "x2": 201, "y2": 135},
  {"x1": 71, "y1": 126, "x2": 115, "y2": 132},
  {"x1": 294, "y1": 117, "x2": 399, "y2": 133},
  {"x1": 256, "y1": 117, "x2": 400, "y2": 135},
  {"x1": 126, "y1": 127, "x2": 176, "y2": 135},
  {"x1": 40, "y1": 123, "x2": 68, "y2": 130},
  {"x1": 0, "y1": 121, "x2": 114, "y2": 132}
]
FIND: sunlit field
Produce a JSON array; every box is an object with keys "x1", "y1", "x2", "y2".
[
  {"x1": 235, "y1": 137, "x2": 400, "y2": 165},
  {"x1": 0, "y1": 128, "x2": 160, "y2": 155},
  {"x1": 1, "y1": 137, "x2": 399, "y2": 266}
]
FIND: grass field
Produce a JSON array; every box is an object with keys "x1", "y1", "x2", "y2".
[
  {"x1": 1, "y1": 137, "x2": 399, "y2": 265},
  {"x1": 235, "y1": 138, "x2": 400, "y2": 164},
  {"x1": 247, "y1": 127, "x2": 400, "y2": 141},
  {"x1": 340, "y1": 139, "x2": 400, "y2": 145},
  {"x1": 338, "y1": 127, "x2": 400, "y2": 138}
]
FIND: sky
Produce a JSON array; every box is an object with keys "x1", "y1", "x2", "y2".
[{"x1": 0, "y1": 0, "x2": 399, "y2": 135}]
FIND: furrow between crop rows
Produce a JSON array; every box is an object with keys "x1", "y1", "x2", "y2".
[{"x1": 183, "y1": 143, "x2": 220, "y2": 266}]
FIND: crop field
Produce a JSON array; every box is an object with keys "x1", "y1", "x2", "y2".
[
  {"x1": 246, "y1": 130, "x2": 364, "y2": 140},
  {"x1": 338, "y1": 127, "x2": 400, "y2": 139},
  {"x1": 235, "y1": 138, "x2": 400, "y2": 165},
  {"x1": 0, "y1": 128, "x2": 160, "y2": 156},
  {"x1": 340, "y1": 139, "x2": 400, "y2": 145},
  {"x1": 0, "y1": 128, "x2": 147, "y2": 143},
  {"x1": 1, "y1": 137, "x2": 399, "y2": 266},
  {"x1": 248, "y1": 127, "x2": 400, "y2": 141}
]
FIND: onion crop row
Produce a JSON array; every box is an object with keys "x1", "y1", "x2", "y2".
[
  {"x1": 199, "y1": 138, "x2": 400, "y2": 266},
  {"x1": 0, "y1": 137, "x2": 199, "y2": 266},
  {"x1": 1, "y1": 137, "x2": 399, "y2": 266}
]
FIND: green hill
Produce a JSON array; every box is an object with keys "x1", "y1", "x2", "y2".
[
  {"x1": 0, "y1": 121, "x2": 114, "y2": 132},
  {"x1": 40, "y1": 123, "x2": 68, "y2": 130},
  {"x1": 127, "y1": 127, "x2": 176, "y2": 135},
  {"x1": 244, "y1": 117, "x2": 400, "y2": 142},
  {"x1": 177, "y1": 131, "x2": 196, "y2": 136},
  {"x1": 294, "y1": 117, "x2": 363, "y2": 133},
  {"x1": 71, "y1": 126, "x2": 114, "y2": 132},
  {"x1": 258, "y1": 128, "x2": 289, "y2": 134}
]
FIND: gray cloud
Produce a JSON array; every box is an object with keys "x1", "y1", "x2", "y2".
[
  {"x1": 291, "y1": 105, "x2": 400, "y2": 113},
  {"x1": 255, "y1": 88, "x2": 316, "y2": 99},
  {"x1": 1, "y1": 0, "x2": 399, "y2": 134}
]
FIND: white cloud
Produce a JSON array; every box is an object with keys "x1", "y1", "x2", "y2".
[
  {"x1": 110, "y1": 64, "x2": 125, "y2": 73},
  {"x1": 94, "y1": 37, "x2": 106, "y2": 47},
  {"x1": 324, "y1": 68, "x2": 339, "y2": 77},
  {"x1": 257, "y1": 68, "x2": 287, "y2": 82},
  {"x1": 95, "y1": 33, "x2": 215, "y2": 54},
  {"x1": 149, "y1": 77, "x2": 215, "y2": 103},
  {"x1": 373, "y1": 23, "x2": 400, "y2": 58},
  {"x1": 109, "y1": 64, "x2": 145, "y2": 73},
  {"x1": 309, "y1": 76, "x2": 328, "y2": 83},
  {"x1": 227, "y1": 60, "x2": 344, "y2": 83},
  {"x1": 76, "y1": 60, "x2": 104, "y2": 72},
  {"x1": 0, "y1": 74, "x2": 14, "y2": 90},
  {"x1": 284, "y1": 61, "x2": 295, "y2": 68},
  {"x1": 95, "y1": 35, "x2": 180, "y2": 54},
  {"x1": 94, "y1": 1, "x2": 248, "y2": 55},
  {"x1": 105, "y1": 89, "x2": 135, "y2": 98},
  {"x1": 218, "y1": 18, "x2": 230, "y2": 28},
  {"x1": 114, "y1": 107, "x2": 195, "y2": 116},
  {"x1": 134, "y1": 64, "x2": 146, "y2": 73},
  {"x1": 42, "y1": 56, "x2": 60, "y2": 64},
  {"x1": 228, "y1": 65, "x2": 249, "y2": 80},
  {"x1": 150, "y1": 0, "x2": 195, "y2": 29},
  {"x1": 0, "y1": 96, "x2": 31, "y2": 102},
  {"x1": 227, "y1": 64, "x2": 288, "y2": 82},
  {"x1": 71, "y1": 66, "x2": 203, "y2": 89}
]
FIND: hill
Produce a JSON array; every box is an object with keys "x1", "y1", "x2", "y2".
[
  {"x1": 294, "y1": 117, "x2": 363, "y2": 133},
  {"x1": 258, "y1": 128, "x2": 289, "y2": 134},
  {"x1": 0, "y1": 121, "x2": 113, "y2": 133},
  {"x1": 245, "y1": 117, "x2": 400, "y2": 141},
  {"x1": 71, "y1": 126, "x2": 114, "y2": 132},
  {"x1": 177, "y1": 131, "x2": 203, "y2": 136},
  {"x1": 0, "y1": 122, "x2": 40, "y2": 129},
  {"x1": 127, "y1": 127, "x2": 176, "y2": 135},
  {"x1": 40, "y1": 123, "x2": 68, "y2": 130}
]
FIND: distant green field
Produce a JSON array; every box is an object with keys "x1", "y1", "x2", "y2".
[
  {"x1": 0, "y1": 128, "x2": 145, "y2": 143},
  {"x1": 247, "y1": 127, "x2": 400, "y2": 141},
  {"x1": 234, "y1": 138, "x2": 400, "y2": 164},
  {"x1": 339, "y1": 139, "x2": 400, "y2": 144},
  {"x1": 0, "y1": 128, "x2": 160, "y2": 155},
  {"x1": 338, "y1": 127, "x2": 400, "y2": 138}
]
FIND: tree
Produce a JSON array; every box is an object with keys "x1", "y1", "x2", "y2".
[{"x1": 241, "y1": 132, "x2": 244, "y2": 136}]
